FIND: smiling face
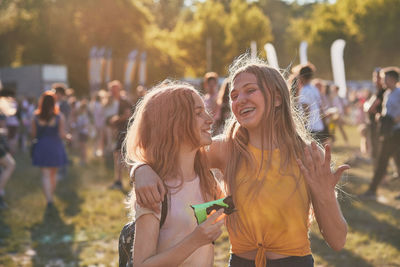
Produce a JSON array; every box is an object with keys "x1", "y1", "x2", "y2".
[
  {"x1": 192, "y1": 93, "x2": 213, "y2": 146},
  {"x1": 230, "y1": 72, "x2": 266, "y2": 131}
]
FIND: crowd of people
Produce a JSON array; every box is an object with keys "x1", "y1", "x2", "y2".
[
  {"x1": 0, "y1": 54, "x2": 399, "y2": 266},
  {"x1": 0, "y1": 80, "x2": 142, "y2": 207}
]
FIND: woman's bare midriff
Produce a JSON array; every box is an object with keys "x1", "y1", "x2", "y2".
[{"x1": 237, "y1": 250, "x2": 290, "y2": 260}]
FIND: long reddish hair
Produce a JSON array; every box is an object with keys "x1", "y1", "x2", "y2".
[
  {"x1": 124, "y1": 81, "x2": 220, "y2": 202},
  {"x1": 35, "y1": 91, "x2": 59, "y2": 122}
]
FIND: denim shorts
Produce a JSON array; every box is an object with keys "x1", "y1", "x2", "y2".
[{"x1": 228, "y1": 254, "x2": 314, "y2": 267}]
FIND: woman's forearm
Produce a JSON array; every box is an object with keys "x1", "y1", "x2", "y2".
[
  {"x1": 135, "y1": 233, "x2": 202, "y2": 267},
  {"x1": 312, "y1": 191, "x2": 347, "y2": 251}
]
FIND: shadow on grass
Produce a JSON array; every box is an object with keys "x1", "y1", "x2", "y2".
[
  {"x1": 341, "y1": 199, "x2": 400, "y2": 251},
  {"x1": 310, "y1": 232, "x2": 374, "y2": 267},
  {"x1": 56, "y1": 165, "x2": 84, "y2": 217},
  {"x1": 30, "y1": 205, "x2": 77, "y2": 266},
  {"x1": 0, "y1": 210, "x2": 11, "y2": 249}
]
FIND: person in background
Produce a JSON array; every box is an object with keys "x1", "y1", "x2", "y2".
[
  {"x1": 53, "y1": 83, "x2": 71, "y2": 125},
  {"x1": 66, "y1": 96, "x2": 78, "y2": 150},
  {"x1": 90, "y1": 90, "x2": 107, "y2": 157},
  {"x1": 3, "y1": 89, "x2": 19, "y2": 155},
  {"x1": 31, "y1": 91, "x2": 69, "y2": 207},
  {"x1": 203, "y1": 72, "x2": 220, "y2": 120},
  {"x1": 0, "y1": 85, "x2": 17, "y2": 209},
  {"x1": 136, "y1": 85, "x2": 147, "y2": 99},
  {"x1": 295, "y1": 63, "x2": 329, "y2": 145},
  {"x1": 330, "y1": 85, "x2": 349, "y2": 144},
  {"x1": 362, "y1": 67, "x2": 400, "y2": 199},
  {"x1": 53, "y1": 84, "x2": 71, "y2": 179},
  {"x1": 18, "y1": 97, "x2": 31, "y2": 152},
  {"x1": 213, "y1": 79, "x2": 231, "y2": 135},
  {"x1": 365, "y1": 68, "x2": 386, "y2": 167},
  {"x1": 75, "y1": 100, "x2": 91, "y2": 165},
  {"x1": 107, "y1": 80, "x2": 132, "y2": 191},
  {"x1": 313, "y1": 79, "x2": 330, "y2": 113}
]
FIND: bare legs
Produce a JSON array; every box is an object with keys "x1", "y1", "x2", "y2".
[
  {"x1": 0, "y1": 154, "x2": 16, "y2": 195},
  {"x1": 0, "y1": 154, "x2": 16, "y2": 208},
  {"x1": 79, "y1": 141, "x2": 87, "y2": 165},
  {"x1": 109, "y1": 150, "x2": 124, "y2": 190},
  {"x1": 41, "y1": 167, "x2": 58, "y2": 204},
  {"x1": 113, "y1": 151, "x2": 122, "y2": 182}
]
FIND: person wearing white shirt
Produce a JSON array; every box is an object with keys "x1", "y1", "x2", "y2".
[{"x1": 297, "y1": 64, "x2": 328, "y2": 144}]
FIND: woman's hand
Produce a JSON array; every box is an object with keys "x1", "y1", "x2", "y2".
[
  {"x1": 190, "y1": 209, "x2": 225, "y2": 247},
  {"x1": 296, "y1": 142, "x2": 350, "y2": 198}
]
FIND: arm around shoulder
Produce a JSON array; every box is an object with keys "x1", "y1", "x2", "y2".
[
  {"x1": 133, "y1": 164, "x2": 166, "y2": 212},
  {"x1": 207, "y1": 136, "x2": 228, "y2": 172}
]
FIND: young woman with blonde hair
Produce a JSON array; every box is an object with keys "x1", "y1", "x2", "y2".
[
  {"x1": 124, "y1": 82, "x2": 225, "y2": 267},
  {"x1": 133, "y1": 55, "x2": 349, "y2": 267}
]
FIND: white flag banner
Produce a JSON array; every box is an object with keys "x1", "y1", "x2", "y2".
[
  {"x1": 299, "y1": 41, "x2": 308, "y2": 65},
  {"x1": 138, "y1": 52, "x2": 147, "y2": 86},
  {"x1": 104, "y1": 49, "x2": 112, "y2": 84},
  {"x1": 331, "y1": 39, "x2": 347, "y2": 98},
  {"x1": 88, "y1": 46, "x2": 97, "y2": 91},
  {"x1": 264, "y1": 43, "x2": 279, "y2": 69},
  {"x1": 124, "y1": 50, "x2": 138, "y2": 90},
  {"x1": 95, "y1": 47, "x2": 106, "y2": 90},
  {"x1": 250, "y1": 41, "x2": 257, "y2": 59}
]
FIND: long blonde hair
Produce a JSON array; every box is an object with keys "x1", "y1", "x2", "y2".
[
  {"x1": 124, "y1": 81, "x2": 220, "y2": 203},
  {"x1": 223, "y1": 54, "x2": 315, "y2": 229}
]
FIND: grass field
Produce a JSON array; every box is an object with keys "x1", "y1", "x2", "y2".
[{"x1": 0, "y1": 125, "x2": 399, "y2": 267}]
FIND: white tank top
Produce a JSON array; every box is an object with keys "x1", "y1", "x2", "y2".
[{"x1": 135, "y1": 176, "x2": 214, "y2": 267}]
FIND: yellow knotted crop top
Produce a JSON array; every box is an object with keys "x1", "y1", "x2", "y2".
[{"x1": 228, "y1": 144, "x2": 312, "y2": 267}]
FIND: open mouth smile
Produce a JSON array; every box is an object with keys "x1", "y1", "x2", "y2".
[{"x1": 239, "y1": 107, "x2": 255, "y2": 116}]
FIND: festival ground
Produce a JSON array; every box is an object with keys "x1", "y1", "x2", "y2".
[{"x1": 0, "y1": 125, "x2": 399, "y2": 267}]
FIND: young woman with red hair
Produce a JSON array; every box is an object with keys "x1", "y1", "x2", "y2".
[
  {"x1": 124, "y1": 81, "x2": 225, "y2": 266},
  {"x1": 31, "y1": 91, "x2": 69, "y2": 207}
]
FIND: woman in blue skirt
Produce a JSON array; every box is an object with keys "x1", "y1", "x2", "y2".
[{"x1": 32, "y1": 91, "x2": 69, "y2": 207}]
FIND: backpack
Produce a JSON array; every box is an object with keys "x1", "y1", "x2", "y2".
[{"x1": 118, "y1": 196, "x2": 168, "y2": 267}]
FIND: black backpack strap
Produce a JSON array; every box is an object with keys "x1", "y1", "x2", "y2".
[{"x1": 160, "y1": 193, "x2": 168, "y2": 228}]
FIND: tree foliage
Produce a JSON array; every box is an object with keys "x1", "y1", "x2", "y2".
[
  {"x1": 225, "y1": 0, "x2": 273, "y2": 65},
  {"x1": 172, "y1": 0, "x2": 228, "y2": 76},
  {"x1": 0, "y1": 0, "x2": 399, "y2": 94},
  {"x1": 288, "y1": 0, "x2": 400, "y2": 79}
]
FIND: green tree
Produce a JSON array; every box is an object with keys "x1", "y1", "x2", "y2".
[
  {"x1": 141, "y1": 25, "x2": 185, "y2": 87},
  {"x1": 0, "y1": 0, "x2": 153, "y2": 94},
  {"x1": 288, "y1": 0, "x2": 400, "y2": 79},
  {"x1": 225, "y1": 0, "x2": 273, "y2": 65},
  {"x1": 258, "y1": 0, "x2": 293, "y2": 67},
  {"x1": 172, "y1": 0, "x2": 229, "y2": 76},
  {"x1": 143, "y1": 0, "x2": 185, "y2": 30}
]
